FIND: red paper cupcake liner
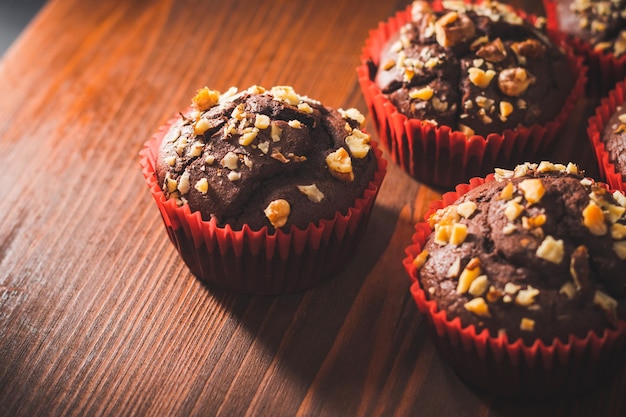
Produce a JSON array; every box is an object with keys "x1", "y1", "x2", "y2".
[
  {"x1": 544, "y1": 0, "x2": 626, "y2": 96},
  {"x1": 402, "y1": 175, "x2": 626, "y2": 398},
  {"x1": 139, "y1": 117, "x2": 387, "y2": 294},
  {"x1": 357, "y1": 2, "x2": 587, "y2": 189},
  {"x1": 588, "y1": 80, "x2": 626, "y2": 191}
]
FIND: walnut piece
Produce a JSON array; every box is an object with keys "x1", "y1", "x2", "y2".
[
  {"x1": 511, "y1": 39, "x2": 546, "y2": 59},
  {"x1": 536, "y1": 235, "x2": 564, "y2": 264},
  {"x1": 498, "y1": 68, "x2": 535, "y2": 97},
  {"x1": 435, "y1": 11, "x2": 476, "y2": 48},
  {"x1": 192, "y1": 87, "x2": 220, "y2": 111},
  {"x1": 518, "y1": 178, "x2": 545, "y2": 204},
  {"x1": 297, "y1": 184, "x2": 325, "y2": 203},
  {"x1": 583, "y1": 202, "x2": 608, "y2": 236},
  {"x1": 464, "y1": 297, "x2": 491, "y2": 317},
  {"x1": 264, "y1": 199, "x2": 291, "y2": 228},
  {"x1": 326, "y1": 147, "x2": 354, "y2": 182},
  {"x1": 476, "y1": 38, "x2": 507, "y2": 63},
  {"x1": 457, "y1": 257, "x2": 481, "y2": 294}
]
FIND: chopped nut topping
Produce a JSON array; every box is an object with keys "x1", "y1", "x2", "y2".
[
  {"x1": 178, "y1": 171, "x2": 191, "y2": 195},
  {"x1": 435, "y1": 11, "x2": 476, "y2": 48},
  {"x1": 468, "y1": 67, "x2": 497, "y2": 89},
  {"x1": 194, "y1": 118, "x2": 211, "y2": 136},
  {"x1": 271, "y1": 149, "x2": 290, "y2": 163},
  {"x1": 326, "y1": 147, "x2": 354, "y2": 182},
  {"x1": 297, "y1": 184, "x2": 325, "y2": 203},
  {"x1": 413, "y1": 249, "x2": 429, "y2": 269},
  {"x1": 164, "y1": 156, "x2": 176, "y2": 166},
  {"x1": 518, "y1": 178, "x2": 545, "y2": 204},
  {"x1": 458, "y1": 124, "x2": 475, "y2": 137},
  {"x1": 339, "y1": 108, "x2": 366, "y2": 127},
  {"x1": 192, "y1": 87, "x2": 220, "y2": 111},
  {"x1": 593, "y1": 290, "x2": 618, "y2": 325},
  {"x1": 298, "y1": 103, "x2": 313, "y2": 114},
  {"x1": 382, "y1": 59, "x2": 396, "y2": 71},
  {"x1": 205, "y1": 154, "x2": 216, "y2": 165},
  {"x1": 522, "y1": 213, "x2": 546, "y2": 229},
  {"x1": 269, "y1": 86, "x2": 300, "y2": 105},
  {"x1": 221, "y1": 151, "x2": 240, "y2": 170},
  {"x1": 511, "y1": 38, "x2": 545, "y2": 59},
  {"x1": 613, "y1": 241, "x2": 626, "y2": 259},
  {"x1": 288, "y1": 120, "x2": 302, "y2": 129},
  {"x1": 560, "y1": 282, "x2": 576, "y2": 299},
  {"x1": 239, "y1": 127, "x2": 259, "y2": 146},
  {"x1": 614, "y1": 190, "x2": 626, "y2": 207},
  {"x1": 255, "y1": 114, "x2": 271, "y2": 130},
  {"x1": 502, "y1": 223, "x2": 517, "y2": 235},
  {"x1": 504, "y1": 282, "x2": 521, "y2": 295},
  {"x1": 188, "y1": 141, "x2": 204, "y2": 157},
  {"x1": 447, "y1": 257, "x2": 461, "y2": 277},
  {"x1": 569, "y1": 245, "x2": 589, "y2": 290},
  {"x1": 432, "y1": 97, "x2": 448, "y2": 112},
  {"x1": 227, "y1": 171, "x2": 241, "y2": 182},
  {"x1": 498, "y1": 67, "x2": 535, "y2": 97},
  {"x1": 165, "y1": 176, "x2": 178, "y2": 194},
  {"x1": 520, "y1": 318, "x2": 535, "y2": 331},
  {"x1": 449, "y1": 223, "x2": 468, "y2": 245},
  {"x1": 195, "y1": 178, "x2": 209, "y2": 194},
  {"x1": 582, "y1": 202, "x2": 608, "y2": 236},
  {"x1": 456, "y1": 201, "x2": 477, "y2": 218},
  {"x1": 611, "y1": 223, "x2": 626, "y2": 240},
  {"x1": 499, "y1": 101, "x2": 513, "y2": 120},
  {"x1": 434, "y1": 224, "x2": 452, "y2": 245},
  {"x1": 464, "y1": 297, "x2": 491, "y2": 317},
  {"x1": 499, "y1": 181, "x2": 514, "y2": 200},
  {"x1": 345, "y1": 129, "x2": 371, "y2": 159},
  {"x1": 476, "y1": 38, "x2": 507, "y2": 63},
  {"x1": 468, "y1": 275, "x2": 489, "y2": 296},
  {"x1": 264, "y1": 199, "x2": 291, "y2": 228},
  {"x1": 257, "y1": 142, "x2": 270, "y2": 154},
  {"x1": 457, "y1": 257, "x2": 481, "y2": 294},
  {"x1": 271, "y1": 123, "x2": 282, "y2": 142},
  {"x1": 486, "y1": 285, "x2": 503, "y2": 303},
  {"x1": 409, "y1": 86, "x2": 434, "y2": 101},
  {"x1": 504, "y1": 200, "x2": 524, "y2": 221},
  {"x1": 566, "y1": 162, "x2": 579, "y2": 175},
  {"x1": 469, "y1": 35, "x2": 489, "y2": 51},
  {"x1": 536, "y1": 235, "x2": 564, "y2": 264},
  {"x1": 515, "y1": 286, "x2": 540, "y2": 307}
]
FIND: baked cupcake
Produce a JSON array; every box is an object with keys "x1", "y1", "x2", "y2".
[
  {"x1": 403, "y1": 161, "x2": 626, "y2": 398},
  {"x1": 140, "y1": 85, "x2": 387, "y2": 294},
  {"x1": 358, "y1": 0, "x2": 585, "y2": 188},
  {"x1": 588, "y1": 79, "x2": 626, "y2": 190},
  {"x1": 544, "y1": 0, "x2": 626, "y2": 95}
]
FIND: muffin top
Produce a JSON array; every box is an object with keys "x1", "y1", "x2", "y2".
[
  {"x1": 601, "y1": 102, "x2": 626, "y2": 179},
  {"x1": 554, "y1": 0, "x2": 626, "y2": 56},
  {"x1": 156, "y1": 85, "x2": 378, "y2": 232},
  {"x1": 374, "y1": 0, "x2": 574, "y2": 137},
  {"x1": 413, "y1": 162, "x2": 626, "y2": 345}
]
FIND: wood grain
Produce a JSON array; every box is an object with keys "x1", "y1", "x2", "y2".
[{"x1": 0, "y1": 0, "x2": 624, "y2": 416}]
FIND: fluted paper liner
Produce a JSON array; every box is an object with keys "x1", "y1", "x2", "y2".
[
  {"x1": 588, "y1": 80, "x2": 626, "y2": 191},
  {"x1": 402, "y1": 175, "x2": 626, "y2": 398},
  {"x1": 358, "y1": 2, "x2": 586, "y2": 189},
  {"x1": 140, "y1": 118, "x2": 387, "y2": 294},
  {"x1": 544, "y1": 0, "x2": 626, "y2": 96}
]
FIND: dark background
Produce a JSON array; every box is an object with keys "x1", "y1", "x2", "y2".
[{"x1": 0, "y1": 0, "x2": 47, "y2": 55}]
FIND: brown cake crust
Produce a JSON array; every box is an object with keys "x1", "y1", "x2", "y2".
[
  {"x1": 156, "y1": 86, "x2": 378, "y2": 232},
  {"x1": 374, "y1": 1, "x2": 574, "y2": 137},
  {"x1": 415, "y1": 162, "x2": 626, "y2": 345},
  {"x1": 601, "y1": 103, "x2": 626, "y2": 180}
]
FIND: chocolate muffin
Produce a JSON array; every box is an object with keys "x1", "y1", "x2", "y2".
[
  {"x1": 552, "y1": 0, "x2": 626, "y2": 57},
  {"x1": 601, "y1": 101, "x2": 626, "y2": 180},
  {"x1": 413, "y1": 162, "x2": 626, "y2": 345},
  {"x1": 374, "y1": 1, "x2": 575, "y2": 137},
  {"x1": 156, "y1": 85, "x2": 378, "y2": 232}
]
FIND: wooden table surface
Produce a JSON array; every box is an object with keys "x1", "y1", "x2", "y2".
[{"x1": 0, "y1": 0, "x2": 623, "y2": 416}]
